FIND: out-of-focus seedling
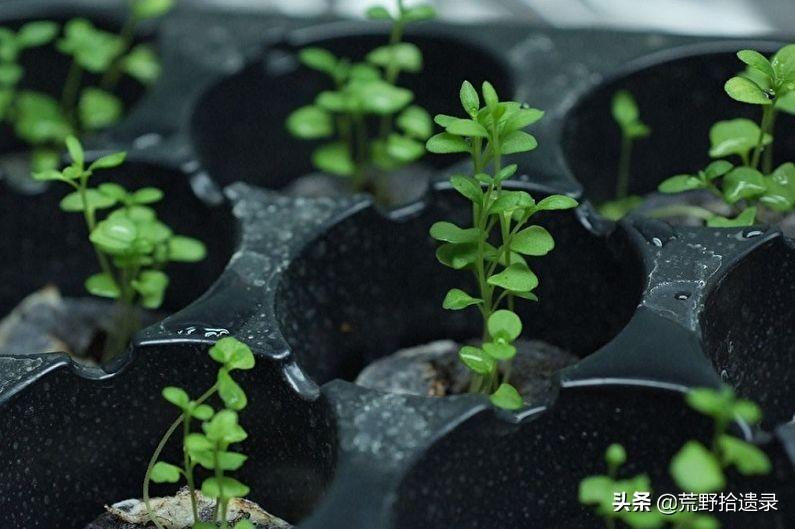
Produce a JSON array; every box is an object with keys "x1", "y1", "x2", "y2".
[
  {"x1": 286, "y1": 0, "x2": 435, "y2": 195},
  {"x1": 599, "y1": 90, "x2": 650, "y2": 221},
  {"x1": 427, "y1": 80, "x2": 577, "y2": 410},
  {"x1": 33, "y1": 136, "x2": 206, "y2": 360}
]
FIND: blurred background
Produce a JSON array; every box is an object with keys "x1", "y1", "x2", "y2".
[{"x1": 183, "y1": 0, "x2": 795, "y2": 36}]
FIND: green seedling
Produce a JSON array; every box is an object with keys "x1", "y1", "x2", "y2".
[
  {"x1": 286, "y1": 0, "x2": 436, "y2": 194},
  {"x1": 427, "y1": 80, "x2": 578, "y2": 410},
  {"x1": 144, "y1": 337, "x2": 256, "y2": 529},
  {"x1": 1, "y1": 0, "x2": 172, "y2": 172},
  {"x1": 657, "y1": 44, "x2": 795, "y2": 227},
  {"x1": 33, "y1": 136, "x2": 206, "y2": 360},
  {"x1": 599, "y1": 90, "x2": 651, "y2": 221},
  {"x1": 580, "y1": 387, "x2": 771, "y2": 529}
]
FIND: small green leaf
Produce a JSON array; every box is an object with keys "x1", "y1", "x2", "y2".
[
  {"x1": 132, "y1": 187, "x2": 164, "y2": 204},
  {"x1": 482, "y1": 81, "x2": 499, "y2": 110},
  {"x1": 203, "y1": 409, "x2": 247, "y2": 444},
  {"x1": 402, "y1": 4, "x2": 437, "y2": 22},
  {"x1": 429, "y1": 221, "x2": 480, "y2": 244},
  {"x1": 500, "y1": 130, "x2": 537, "y2": 154},
  {"x1": 442, "y1": 288, "x2": 482, "y2": 310},
  {"x1": 703, "y1": 160, "x2": 734, "y2": 180},
  {"x1": 686, "y1": 387, "x2": 734, "y2": 419},
  {"x1": 717, "y1": 435, "x2": 771, "y2": 475},
  {"x1": 396, "y1": 105, "x2": 433, "y2": 139},
  {"x1": 185, "y1": 433, "x2": 213, "y2": 453},
  {"x1": 234, "y1": 520, "x2": 256, "y2": 529},
  {"x1": 482, "y1": 341, "x2": 516, "y2": 360},
  {"x1": 313, "y1": 142, "x2": 355, "y2": 176},
  {"x1": 122, "y1": 44, "x2": 161, "y2": 84},
  {"x1": 14, "y1": 91, "x2": 71, "y2": 143},
  {"x1": 32, "y1": 169, "x2": 64, "y2": 182},
  {"x1": 612, "y1": 90, "x2": 640, "y2": 127},
  {"x1": 299, "y1": 47, "x2": 337, "y2": 74},
  {"x1": 487, "y1": 263, "x2": 538, "y2": 293},
  {"x1": 218, "y1": 368, "x2": 247, "y2": 411},
  {"x1": 724, "y1": 76, "x2": 773, "y2": 105},
  {"x1": 670, "y1": 441, "x2": 725, "y2": 492},
  {"x1": 732, "y1": 399, "x2": 763, "y2": 424},
  {"x1": 503, "y1": 108, "x2": 544, "y2": 132},
  {"x1": 60, "y1": 189, "x2": 117, "y2": 212},
  {"x1": 598, "y1": 195, "x2": 644, "y2": 221},
  {"x1": 386, "y1": 133, "x2": 424, "y2": 162},
  {"x1": 579, "y1": 475, "x2": 614, "y2": 506},
  {"x1": 132, "y1": 270, "x2": 169, "y2": 309},
  {"x1": 133, "y1": 0, "x2": 175, "y2": 19},
  {"x1": 365, "y1": 6, "x2": 392, "y2": 20},
  {"x1": 191, "y1": 404, "x2": 213, "y2": 420},
  {"x1": 737, "y1": 49, "x2": 775, "y2": 79},
  {"x1": 536, "y1": 194, "x2": 578, "y2": 211},
  {"x1": 85, "y1": 273, "x2": 120, "y2": 299},
  {"x1": 201, "y1": 477, "x2": 250, "y2": 500},
  {"x1": 449, "y1": 174, "x2": 483, "y2": 203},
  {"x1": 487, "y1": 309, "x2": 522, "y2": 342},
  {"x1": 426, "y1": 132, "x2": 470, "y2": 154},
  {"x1": 354, "y1": 79, "x2": 413, "y2": 115},
  {"x1": 169, "y1": 236, "x2": 207, "y2": 262},
  {"x1": 366, "y1": 43, "x2": 422, "y2": 73},
  {"x1": 435, "y1": 243, "x2": 478, "y2": 270},
  {"x1": 89, "y1": 151, "x2": 127, "y2": 170},
  {"x1": 723, "y1": 167, "x2": 766, "y2": 204},
  {"x1": 79, "y1": 88, "x2": 122, "y2": 130},
  {"x1": 150, "y1": 462, "x2": 181, "y2": 483},
  {"x1": 0, "y1": 63, "x2": 22, "y2": 85},
  {"x1": 57, "y1": 19, "x2": 123, "y2": 73},
  {"x1": 209, "y1": 337, "x2": 256, "y2": 370},
  {"x1": 709, "y1": 118, "x2": 771, "y2": 160},
  {"x1": 490, "y1": 383, "x2": 523, "y2": 410},
  {"x1": 217, "y1": 451, "x2": 248, "y2": 471},
  {"x1": 777, "y1": 91, "x2": 795, "y2": 114},
  {"x1": 771, "y1": 44, "x2": 795, "y2": 82},
  {"x1": 162, "y1": 386, "x2": 190, "y2": 408},
  {"x1": 458, "y1": 345, "x2": 495, "y2": 375},
  {"x1": 286, "y1": 105, "x2": 333, "y2": 139},
  {"x1": 459, "y1": 80, "x2": 480, "y2": 118},
  {"x1": 605, "y1": 444, "x2": 627, "y2": 467},
  {"x1": 511, "y1": 225, "x2": 554, "y2": 256},
  {"x1": 446, "y1": 118, "x2": 489, "y2": 138},
  {"x1": 707, "y1": 207, "x2": 757, "y2": 228},
  {"x1": 65, "y1": 136, "x2": 84, "y2": 167},
  {"x1": 16, "y1": 21, "x2": 59, "y2": 49},
  {"x1": 658, "y1": 174, "x2": 705, "y2": 194}
]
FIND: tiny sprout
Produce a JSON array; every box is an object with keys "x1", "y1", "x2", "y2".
[
  {"x1": 657, "y1": 44, "x2": 795, "y2": 227},
  {"x1": 285, "y1": 0, "x2": 436, "y2": 195},
  {"x1": 34, "y1": 136, "x2": 206, "y2": 360},
  {"x1": 145, "y1": 337, "x2": 256, "y2": 529},
  {"x1": 599, "y1": 90, "x2": 650, "y2": 221},
  {"x1": 580, "y1": 386, "x2": 770, "y2": 529},
  {"x1": 427, "y1": 80, "x2": 577, "y2": 410}
]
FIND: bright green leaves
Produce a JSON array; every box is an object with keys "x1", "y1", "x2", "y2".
[
  {"x1": 489, "y1": 383, "x2": 523, "y2": 410},
  {"x1": 722, "y1": 166, "x2": 766, "y2": 204},
  {"x1": 686, "y1": 386, "x2": 762, "y2": 426},
  {"x1": 16, "y1": 21, "x2": 59, "y2": 50},
  {"x1": 709, "y1": 118, "x2": 771, "y2": 161},
  {"x1": 79, "y1": 88, "x2": 122, "y2": 130},
  {"x1": 428, "y1": 81, "x2": 576, "y2": 411},
  {"x1": 150, "y1": 462, "x2": 182, "y2": 483},
  {"x1": 286, "y1": 105, "x2": 334, "y2": 139},
  {"x1": 133, "y1": 270, "x2": 169, "y2": 309},
  {"x1": 670, "y1": 441, "x2": 725, "y2": 493},
  {"x1": 85, "y1": 272, "x2": 121, "y2": 299},
  {"x1": 14, "y1": 91, "x2": 71, "y2": 144},
  {"x1": 169, "y1": 236, "x2": 207, "y2": 262},
  {"x1": 717, "y1": 435, "x2": 771, "y2": 475},
  {"x1": 442, "y1": 288, "x2": 482, "y2": 310},
  {"x1": 612, "y1": 90, "x2": 650, "y2": 140},
  {"x1": 724, "y1": 76, "x2": 773, "y2": 105},
  {"x1": 761, "y1": 162, "x2": 795, "y2": 211},
  {"x1": 57, "y1": 19, "x2": 123, "y2": 73},
  {"x1": 707, "y1": 207, "x2": 757, "y2": 228},
  {"x1": 122, "y1": 44, "x2": 161, "y2": 85},
  {"x1": 286, "y1": 3, "x2": 435, "y2": 191},
  {"x1": 132, "y1": 0, "x2": 176, "y2": 20},
  {"x1": 147, "y1": 337, "x2": 255, "y2": 525}
]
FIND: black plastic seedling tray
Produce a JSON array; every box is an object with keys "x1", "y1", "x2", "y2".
[{"x1": 0, "y1": 2, "x2": 793, "y2": 528}]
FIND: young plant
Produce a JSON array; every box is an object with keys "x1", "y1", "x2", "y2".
[
  {"x1": 580, "y1": 387, "x2": 771, "y2": 529},
  {"x1": 427, "y1": 80, "x2": 578, "y2": 410},
  {"x1": 2, "y1": 0, "x2": 172, "y2": 171},
  {"x1": 144, "y1": 337, "x2": 256, "y2": 529},
  {"x1": 32, "y1": 136, "x2": 206, "y2": 360},
  {"x1": 599, "y1": 90, "x2": 651, "y2": 221},
  {"x1": 657, "y1": 44, "x2": 795, "y2": 227},
  {"x1": 285, "y1": 0, "x2": 436, "y2": 194}
]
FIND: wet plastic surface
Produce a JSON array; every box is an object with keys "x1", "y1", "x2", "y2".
[{"x1": 0, "y1": 3, "x2": 793, "y2": 528}]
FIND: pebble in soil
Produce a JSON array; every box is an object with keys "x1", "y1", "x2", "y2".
[
  {"x1": 85, "y1": 488, "x2": 292, "y2": 529},
  {"x1": 355, "y1": 339, "x2": 579, "y2": 405}
]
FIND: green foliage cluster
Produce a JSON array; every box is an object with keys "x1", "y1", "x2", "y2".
[
  {"x1": 658, "y1": 44, "x2": 795, "y2": 227},
  {"x1": 0, "y1": 0, "x2": 172, "y2": 172},
  {"x1": 580, "y1": 387, "x2": 771, "y2": 529},
  {"x1": 599, "y1": 90, "x2": 650, "y2": 221},
  {"x1": 427, "y1": 81, "x2": 578, "y2": 410},
  {"x1": 34, "y1": 136, "x2": 206, "y2": 359},
  {"x1": 285, "y1": 0, "x2": 436, "y2": 191},
  {"x1": 145, "y1": 337, "x2": 256, "y2": 529}
]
